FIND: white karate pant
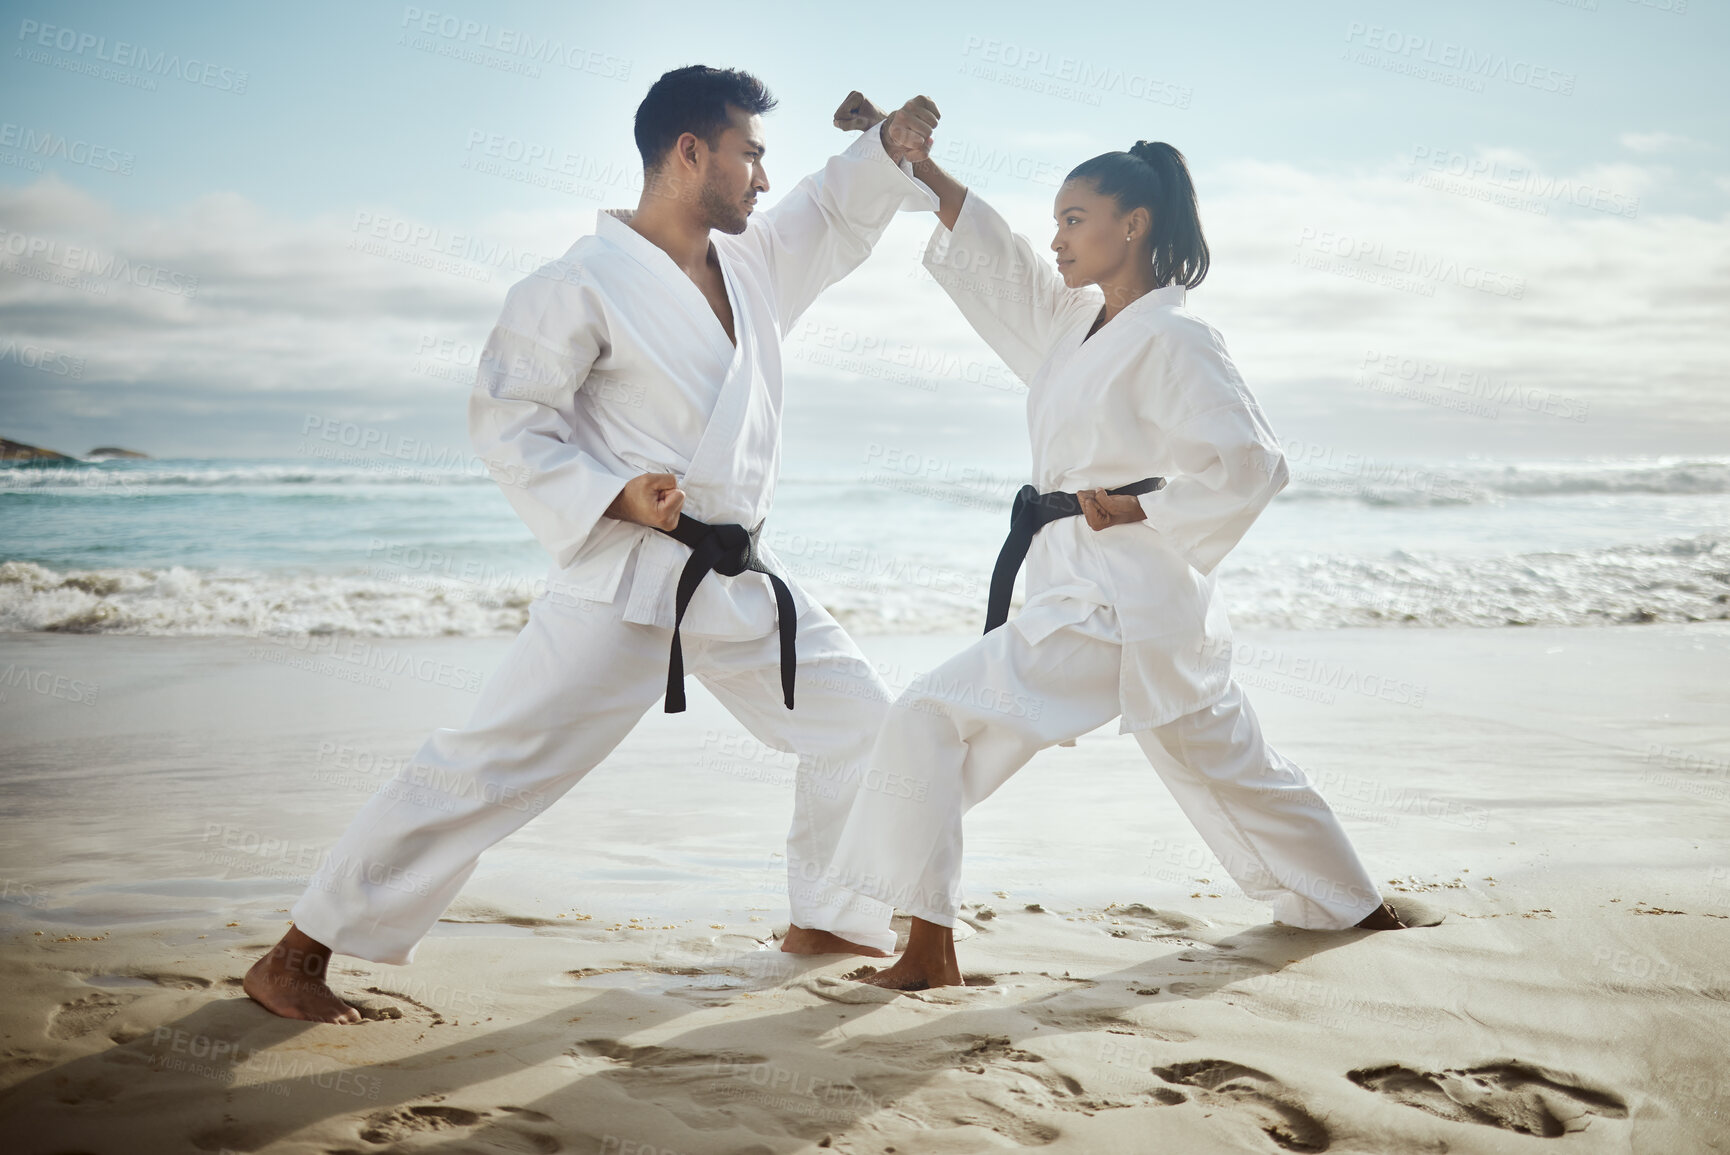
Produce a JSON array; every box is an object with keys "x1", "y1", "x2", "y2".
[
  {"x1": 290, "y1": 587, "x2": 898, "y2": 965},
  {"x1": 827, "y1": 615, "x2": 1385, "y2": 931}
]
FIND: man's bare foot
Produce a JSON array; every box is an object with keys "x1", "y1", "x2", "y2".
[
  {"x1": 861, "y1": 916, "x2": 961, "y2": 990},
  {"x1": 779, "y1": 924, "x2": 889, "y2": 957},
  {"x1": 244, "y1": 925, "x2": 363, "y2": 1023},
  {"x1": 1355, "y1": 901, "x2": 1413, "y2": 930}
]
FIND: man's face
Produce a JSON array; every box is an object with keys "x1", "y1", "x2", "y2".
[{"x1": 696, "y1": 105, "x2": 769, "y2": 235}]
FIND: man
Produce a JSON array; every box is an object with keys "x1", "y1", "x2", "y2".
[{"x1": 245, "y1": 67, "x2": 941, "y2": 1022}]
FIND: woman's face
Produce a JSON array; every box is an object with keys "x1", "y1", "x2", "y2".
[{"x1": 1050, "y1": 178, "x2": 1147, "y2": 288}]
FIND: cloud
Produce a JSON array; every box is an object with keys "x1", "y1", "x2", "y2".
[
  {"x1": 916, "y1": 146, "x2": 1729, "y2": 452},
  {"x1": 0, "y1": 173, "x2": 593, "y2": 453},
  {"x1": 2, "y1": 141, "x2": 1727, "y2": 459},
  {"x1": 1617, "y1": 131, "x2": 1704, "y2": 155}
]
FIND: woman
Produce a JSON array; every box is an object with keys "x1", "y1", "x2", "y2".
[{"x1": 827, "y1": 108, "x2": 1421, "y2": 990}]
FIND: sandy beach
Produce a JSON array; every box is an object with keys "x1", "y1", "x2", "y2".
[
  {"x1": 1, "y1": 623, "x2": 1727, "y2": 1153},
  {"x1": 6, "y1": 2, "x2": 1727, "y2": 1152}
]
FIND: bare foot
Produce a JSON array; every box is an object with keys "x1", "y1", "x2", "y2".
[
  {"x1": 861, "y1": 916, "x2": 961, "y2": 990},
  {"x1": 1354, "y1": 901, "x2": 1413, "y2": 930},
  {"x1": 244, "y1": 925, "x2": 363, "y2": 1023},
  {"x1": 779, "y1": 924, "x2": 889, "y2": 957}
]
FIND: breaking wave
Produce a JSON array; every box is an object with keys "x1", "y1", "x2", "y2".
[{"x1": 4, "y1": 534, "x2": 1724, "y2": 638}]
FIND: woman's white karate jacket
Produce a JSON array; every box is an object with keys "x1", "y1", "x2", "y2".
[{"x1": 924, "y1": 190, "x2": 1289, "y2": 730}]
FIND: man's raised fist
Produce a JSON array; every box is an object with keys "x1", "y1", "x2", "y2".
[
  {"x1": 833, "y1": 92, "x2": 940, "y2": 166},
  {"x1": 832, "y1": 90, "x2": 888, "y2": 132}
]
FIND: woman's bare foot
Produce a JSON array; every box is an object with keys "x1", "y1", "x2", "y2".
[
  {"x1": 779, "y1": 924, "x2": 890, "y2": 957},
  {"x1": 1354, "y1": 901, "x2": 1412, "y2": 930},
  {"x1": 861, "y1": 916, "x2": 961, "y2": 990},
  {"x1": 244, "y1": 925, "x2": 363, "y2": 1023}
]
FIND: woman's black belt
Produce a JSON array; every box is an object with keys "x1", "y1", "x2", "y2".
[
  {"x1": 984, "y1": 477, "x2": 1166, "y2": 633},
  {"x1": 656, "y1": 514, "x2": 796, "y2": 713}
]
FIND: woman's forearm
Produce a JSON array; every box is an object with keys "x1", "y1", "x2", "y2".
[{"x1": 910, "y1": 156, "x2": 968, "y2": 231}]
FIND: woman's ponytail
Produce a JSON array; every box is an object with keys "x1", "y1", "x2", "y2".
[{"x1": 1066, "y1": 140, "x2": 1210, "y2": 288}]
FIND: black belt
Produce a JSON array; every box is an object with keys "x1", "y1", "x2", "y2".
[
  {"x1": 984, "y1": 477, "x2": 1165, "y2": 634},
  {"x1": 656, "y1": 514, "x2": 797, "y2": 713}
]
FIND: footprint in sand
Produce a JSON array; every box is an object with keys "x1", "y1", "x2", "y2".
[
  {"x1": 359, "y1": 1104, "x2": 481, "y2": 1142},
  {"x1": 835, "y1": 1030, "x2": 1186, "y2": 1148},
  {"x1": 49, "y1": 969, "x2": 221, "y2": 1041},
  {"x1": 0, "y1": 1048, "x2": 55, "y2": 1079},
  {"x1": 1015, "y1": 981, "x2": 1195, "y2": 1043},
  {"x1": 799, "y1": 974, "x2": 903, "y2": 1004},
  {"x1": 355, "y1": 1102, "x2": 561, "y2": 1151},
  {"x1": 84, "y1": 970, "x2": 214, "y2": 990},
  {"x1": 838, "y1": 1034, "x2": 1069, "y2": 1146},
  {"x1": 1349, "y1": 1060, "x2": 1628, "y2": 1138},
  {"x1": 351, "y1": 986, "x2": 450, "y2": 1025},
  {"x1": 1112, "y1": 903, "x2": 1212, "y2": 931},
  {"x1": 568, "y1": 1038, "x2": 769, "y2": 1069},
  {"x1": 1153, "y1": 1059, "x2": 1331, "y2": 1152},
  {"x1": 563, "y1": 960, "x2": 777, "y2": 1000},
  {"x1": 46, "y1": 992, "x2": 138, "y2": 1040},
  {"x1": 569, "y1": 1039, "x2": 860, "y2": 1142}
]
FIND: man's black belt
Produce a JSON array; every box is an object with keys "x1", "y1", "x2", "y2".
[
  {"x1": 984, "y1": 477, "x2": 1166, "y2": 634},
  {"x1": 656, "y1": 514, "x2": 796, "y2": 714}
]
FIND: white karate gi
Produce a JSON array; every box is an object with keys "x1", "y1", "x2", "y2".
[
  {"x1": 290, "y1": 126, "x2": 938, "y2": 964},
  {"x1": 827, "y1": 190, "x2": 1384, "y2": 930}
]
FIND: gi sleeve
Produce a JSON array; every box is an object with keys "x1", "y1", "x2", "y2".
[
  {"x1": 467, "y1": 268, "x2": 631, "y2": 569},
  {"x1": 735, "y1": 121, "x2": 939, "y2": 333},
  {"x1": 1135, "y1": 319, "x2": 1288, "y2": 575},
  {"x1": 922, "y1": 189, "x2": 1102, "y2": 385}
]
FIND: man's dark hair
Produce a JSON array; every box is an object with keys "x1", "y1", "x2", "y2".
[{"x1": 634, "y1": 65, "x2": 777, "y2": 173}]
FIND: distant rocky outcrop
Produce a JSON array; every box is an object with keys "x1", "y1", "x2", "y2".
[
  {"x1": 87, "y1": 447, "x2": 150, "y2": 459},
  {"x1": 1, "y1": 437, "x2": 74, "y2": 461}
]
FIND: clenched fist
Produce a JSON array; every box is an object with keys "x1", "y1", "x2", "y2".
[
  {"x1": 831, "y1": 90, "x2": 888, "y2": 131},
  {"x1": 1077, "y1": 488, "x2": 1147, "y2": 531},
  {"x1": 605, "y1": 472, "x2": 684, "y2": 531},
  {"x1": 833, "y1": 91, "x2": 939, "y2": 165}
]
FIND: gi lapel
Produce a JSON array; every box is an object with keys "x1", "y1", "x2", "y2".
[
  {"x1": 615, "y1": 232, "x2": 769, "y2": 628},
  {"x1": 596, "y1": 209, "x2": 738, "y2": 365},
  {"x1": 678, "y1": 248, "x2": 755, "y2": 521}
]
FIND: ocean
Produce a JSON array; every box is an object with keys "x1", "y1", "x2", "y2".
[{"x1": 2, "y1": 453, "x2": 1726, "y2": 638}]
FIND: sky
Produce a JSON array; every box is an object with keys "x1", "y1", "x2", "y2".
[{"x1": 1, "y1": 0, "x2": 1726, "y2": 470}]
